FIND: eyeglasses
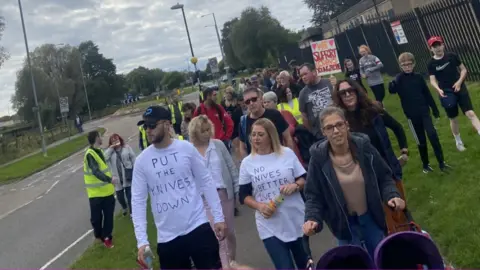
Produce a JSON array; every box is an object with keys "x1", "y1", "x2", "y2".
[
  {"x1": 245, "y1": 97, "x2": 258, "y2": 105},
  {"x1": 323, "y1": 121, "x2": 347, "y2": 134},
  {"x1": 400, "y1": 62, "x2": 413, "y2": 68},
  {"x1": 338, "y1": 87, "x2": 356, "y2": 97},
  {"x1": 143, "y1": 122, "x2": 158, "y2": 130}
]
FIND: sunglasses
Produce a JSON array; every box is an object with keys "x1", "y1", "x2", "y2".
[
  {"x1": 338, "y1": 87, "x2": 356, "y2": 97},
  {"x1": 245, "y1": 97, "x2": 258, "y2": 105}
]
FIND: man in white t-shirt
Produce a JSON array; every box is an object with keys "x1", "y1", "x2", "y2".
[{"x1": 132, "y1": 106, "x2": 226, "y2": 269}]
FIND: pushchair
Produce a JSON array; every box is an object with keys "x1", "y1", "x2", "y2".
[{"x1": 375, "y1": 208, "x2": 454, "y2": 270}]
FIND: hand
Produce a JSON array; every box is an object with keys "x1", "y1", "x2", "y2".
[
  {"x1": 280, "y1": 183, "x2": 298, "y2": 196},
  {"x1": 329, "y1": 75, "x2": 337, "y2": 86},
  {"x1": 303, "y1": 220, "x2": 319, "y2": 236},
  {"x1": 213, "y1": 222, "x2": 227, "y2": 241},
  {"x1": 111, "y1": 177, "x2": 117, "y2": 184},
  {"x1": 388, "y1": 197, "x2": 406, "y2": 211},
  {"x1": 453, "y1": 81, "x2": 462, "y2": 92},
  {"x1": 257, "y1": 203, "x2": 276, "y2": 219},
  {"x1": 437, "y1": 89, "x2": 446, "y2": 98},
  {"x1": 361, "y1": 74, "x2": 367, "y2": 79},
  {"x1": 137, "y1": 245, "x2": 149, "y2": 267}
]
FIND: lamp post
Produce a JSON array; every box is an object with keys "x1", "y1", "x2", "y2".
[
  {"x1": 18, "y1": 0, "x2": 47, "y2": 156},
  {"x1": 171, "y1": 3, "x2": 202, "y2": 99},
  {"x1": 201, "y1": 13, "x2": 230, "y2": 84}
]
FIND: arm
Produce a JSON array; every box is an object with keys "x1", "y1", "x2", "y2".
[
  {"x1": 457, "y1": 63, "x2": 468, "y2": 85},
  {"x1": 382, "y1": 112, "x2": 408, "y2": 150},
  {"x1": 104, "y1": 147, "x2": 114, "y2": 162},
  {"x1": 238, "y1": 161, "x2": 260, "y2": 209},
  {"x1": 370, "y1": 144, "x2": 401, "y2": 203},
  {"x1": 220, "y1": 142, "x2": 239, "y2": 194},
  {"x1": 128, "y1": 145, "x2": 136, "y2": 165},
  {"x1": 222, "y1": 108, "x2": 234, "y2": 140},
  {"x1": 131, "y1": 159, "x2": 149, "y2": 248},
  {"x1": 298, "y1": 91, "x2": 312, "y2": 131},
  {"x1": 282, "y1": 129, "x2": 295, "y2": 151},
  {"x1": 189, "y1": 146, "x2": 225, "y2": 223},
  {"x1": 369, "y1": 56, "x2": 384, "y2": 72},
  {"x1": 86, "y1": 154, "x2": 112, "y2": 183},
  {"x1": 303, "y1": 158, "x2": 325, "y2": 232},
  {"x1": 359, "y1": 58, "x2": 366, "y2": 77},
  {"x1": 420, "y1": 76, "x2": 440, "y2": 118}
]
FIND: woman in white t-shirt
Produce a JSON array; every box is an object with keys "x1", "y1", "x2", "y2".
[
  {"x1": 239, "y1": 118, "x2": 308, "y2": 269},
  {"x1": 189, "y1": 115, "x2": 239, "y2": 268}
]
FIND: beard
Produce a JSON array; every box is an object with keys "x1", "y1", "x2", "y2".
[{"x1": 151, "y1": 128, "x2": 166, "y2": 144}]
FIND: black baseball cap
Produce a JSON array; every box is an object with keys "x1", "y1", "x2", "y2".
[{"x1": 137, "y1": 106, "x2": 171, "y2": 126}]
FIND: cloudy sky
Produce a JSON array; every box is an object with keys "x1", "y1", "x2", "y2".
[{"x1": 0, "y1": 0, "x2": 313, "y2": 116}]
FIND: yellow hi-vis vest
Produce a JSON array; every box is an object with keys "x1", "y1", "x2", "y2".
[
  {"x1": 277, "y1": 98, "x2": 303, "y2": 124},
  {"x1": 168, "y1": 102, "x2": 184, "y2": 125},
  {"x1": 83, "y1": 148, "x2": 115, "y2": 198},
  {"x1": 139, "y1": 125, "x2": 148, "y2": 150}
]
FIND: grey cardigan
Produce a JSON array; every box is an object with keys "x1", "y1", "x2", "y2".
[
  {"x1": 104, "y1": 145, "x2": 136, "y2": 191},
  {"x1": 211, "y1": 139, "x2": 239, "y2": 200}
]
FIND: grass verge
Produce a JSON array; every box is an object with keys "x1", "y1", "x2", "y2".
[
  {"x1": 0, "y1": 128, "x2": 105, "y2": 184},
  {"x1": 70, "y1": 74, "x2": 480, "y2": 268}
]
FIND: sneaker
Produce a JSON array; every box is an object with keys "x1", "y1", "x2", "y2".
[
  {"x1": 103, "y1": 237, "x2": 114, "y2": 248},
  {"x1": 456, "y1": 142, "x2": 466, "y2": 152},
  {"x1": 440, "y1": 163, "x2": 452, "y2": 173},
  {"x1": 422, "y1": 165, "x2": 434, "y2": 174}
]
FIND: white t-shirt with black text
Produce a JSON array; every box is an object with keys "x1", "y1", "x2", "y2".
[
  {"x1": 239, "y1": 147, "x2": 306, "y2": 242},
  {"x1": 131, "y1": 140, "x2": 224, "y2": 247}
]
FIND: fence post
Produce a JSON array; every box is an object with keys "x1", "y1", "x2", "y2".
[
  {"x1": 359, "y1": 24, "x2": 370, "y2": 47},
  {"x1": 345, "y1": 31, "x2": 358, "y2": 62},
  {"x1": 469, "y1": 0, "x2": 480, "y2": 29},
  {"x1": 413, "y1": 7, "x2": 430, "y2": 41}
]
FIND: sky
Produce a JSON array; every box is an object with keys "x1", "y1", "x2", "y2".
[{"x1": 0, "y1": 0, "x2": 313, "y2": 117}]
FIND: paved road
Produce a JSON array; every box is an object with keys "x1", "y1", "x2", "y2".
[{"x1": 0, "y1": 91, "x2": 334, "y2": 268}]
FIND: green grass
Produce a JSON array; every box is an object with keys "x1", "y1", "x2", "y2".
[
  {"x1": 70, "y1": 205, "x2": 159, "y2": 269},
  {"x1": 0, "y1": 128, "x2": 105, "y2": 184},
  {"x1": 70, "y1": 74, "x2": 480, "y2": 268}
]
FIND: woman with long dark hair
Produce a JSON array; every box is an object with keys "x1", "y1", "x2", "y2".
[
  {"x1": 105, "y1": 133, "x2": 136, "y2": 216},
  {"x1": 303, "y1": 106, "x2": 405, "y2": 258}
]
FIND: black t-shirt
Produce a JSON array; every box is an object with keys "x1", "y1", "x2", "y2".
[
  {"x1": 427, "y1": 52, "x2": 462, "y2": 90},
  {"x1": 231, "y1": 106, "x2": 245, "y2": 139},
  {"x1": 345, "y1": 69, "x2": 365, "y2": 88},
  {"x1": 239, "y1": 109, "x2": 289, "y2": 154}
]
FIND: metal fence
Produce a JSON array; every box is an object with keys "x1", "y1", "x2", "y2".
[{"x1": 332, "y1": 0, "x2": 480, "y2": 81}]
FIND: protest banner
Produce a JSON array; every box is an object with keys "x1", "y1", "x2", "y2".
[{"x1": 310, "y1": 39, "x2": 342, "y2": 76}]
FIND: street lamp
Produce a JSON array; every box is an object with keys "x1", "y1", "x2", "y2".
[
  {"x1": 17, "y1": 0, "x2": 47, "y2": 156},
  {"x1": 171, "y1": 3, "x2": 202, "y2": 98},
  {"x1": 201, "y1": 13, "x2": 230, "y2": 83}
]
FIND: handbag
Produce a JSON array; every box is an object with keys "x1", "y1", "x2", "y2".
[
  {"x1": 440, "y1": 88, "x2": 458, "y2": 109},
  {"x1": 116, "y1": 149, "x2": 133, "y2": 182}
]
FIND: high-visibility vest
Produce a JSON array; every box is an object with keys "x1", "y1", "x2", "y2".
[
  {"x1": 178, "y1": 135, "x2": 184, "y2": 140},
  {"x1": 277, "y1": 98, "x2": 303, "y2": 124},
  {"x1": 83, "y1": 148, "x2": 115, "y2": 198},
  {"x1": 168, "y1": 102, "x2": 183, "y2": 124},
  {"x1": 139, "y1": 126, "x2": 149, "y2": 150}
]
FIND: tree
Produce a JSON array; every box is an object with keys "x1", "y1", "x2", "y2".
[
  {"x1": 126, "y1": 66, "x2": 165, "y2": 95},
  {"x1": 228, "y1": 6, "x2": 300, "y2": 69},
  {"x1": 304, "y1": 0, "x2": 362, "y2": 25},
  {"x1": 221, "y1": 18, "x2": 245, "y2": 71},
  {"x1": 161, "y1": 71, "x2": 185, "y2": 90},
  {"x1": 0, "y1": 16, "x2": 9, "y2": 69}
]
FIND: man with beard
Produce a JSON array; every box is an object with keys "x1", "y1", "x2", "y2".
[{"x1": 132, "y1": 106, "x2": 226, "y2": 269}]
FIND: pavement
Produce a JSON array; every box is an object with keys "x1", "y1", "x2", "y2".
[{"x1": 0, "y1": 91, "x2": 334, "y2": 269}]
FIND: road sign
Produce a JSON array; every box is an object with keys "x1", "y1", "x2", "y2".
[
  {"x1": 59, "y1": 97, "x2": 69, "y2": 113},
  {"x1": 208, "y1": 57, "x2": 219, "y2": 74}
]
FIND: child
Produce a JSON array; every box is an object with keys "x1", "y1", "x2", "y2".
[
  {"x1": 344, "y1": 58, "x2": 365, "y2": 90},
  {"x1": 427, "y1": 36, "x2": 480, "y2": 151},
  {"x1": 389, "y1": 52, "x2": 450, "y2": 173}
]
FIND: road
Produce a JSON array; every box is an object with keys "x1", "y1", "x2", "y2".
[{"x1": 0, "y1": 91, "x2": 334, "y2": 268}]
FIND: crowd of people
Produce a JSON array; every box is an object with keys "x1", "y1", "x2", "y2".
[{"x1": 81, "y1": 35, "x2": 477, "y2": 269}]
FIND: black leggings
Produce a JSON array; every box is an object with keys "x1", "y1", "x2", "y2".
[
  {"x1": 407, "y1": 115, "x2": 444, "y2": 167},
  {"x1": 116, "y1": 186, "x2": 131, "y2": 213},
  {"x1": 370, "y1": 84, "x2": 386, "y2": 103}
]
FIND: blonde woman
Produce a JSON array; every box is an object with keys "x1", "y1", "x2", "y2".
[
  {"x1": 189, "y1": 115, "x2": 239, "y2": 268},
  {"x1": 238, "y1": 118, "x2": 308, "y2": 269},
  {"x1": 359, "y1": 45, "x2": 385, "y2": 103}
]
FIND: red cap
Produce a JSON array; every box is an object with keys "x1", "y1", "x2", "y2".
[{"x1": 428, "y1": 36, "x2": 444, "y2": 47}]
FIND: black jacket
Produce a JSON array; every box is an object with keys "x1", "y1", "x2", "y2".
[
  {"x1": 304, "y1": 133, "x2": 400, "y2": 241},
  {"x1": 389, "y1": 72, "x2": 440, "y2": 119}
]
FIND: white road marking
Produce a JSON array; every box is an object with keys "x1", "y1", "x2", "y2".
[
  {"x1": 45, "y1": 180, "x2": 59, "y2": 195},
  {"x1": 37, "y1": 195, "x2": 43, "y2": 199},
  {"x1": 39, "y1": 229, "x2": 93, "y2": 270},
  {"x1": 10, "y1": 188, "x2": 16, "y2": 191},
  {"x1": 0, "y1": 200, "x2": 33, "y2": 220}
]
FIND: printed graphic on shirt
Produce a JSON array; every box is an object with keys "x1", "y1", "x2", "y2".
[
  {"x1": 308, "y1": 87, "x2": 332, "y2": 118},
  {"x1": 252, "y1": 165, "x2": 292, "y2": 202},
  {"x1": 349, "y1": 73, "x2": 360, "y2": 81}
]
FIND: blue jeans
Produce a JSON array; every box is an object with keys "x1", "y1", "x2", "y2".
[
  {"x1": 263, "y1": 237, "x2": 308, "y2": 269},
  {"x1": 338, "y1": 212, "x2": 385, "y2": 258}
]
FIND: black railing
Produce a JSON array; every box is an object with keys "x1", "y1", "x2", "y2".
[{"x1": 331, "y1": 0, "x2": 480, "y2": 80}]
